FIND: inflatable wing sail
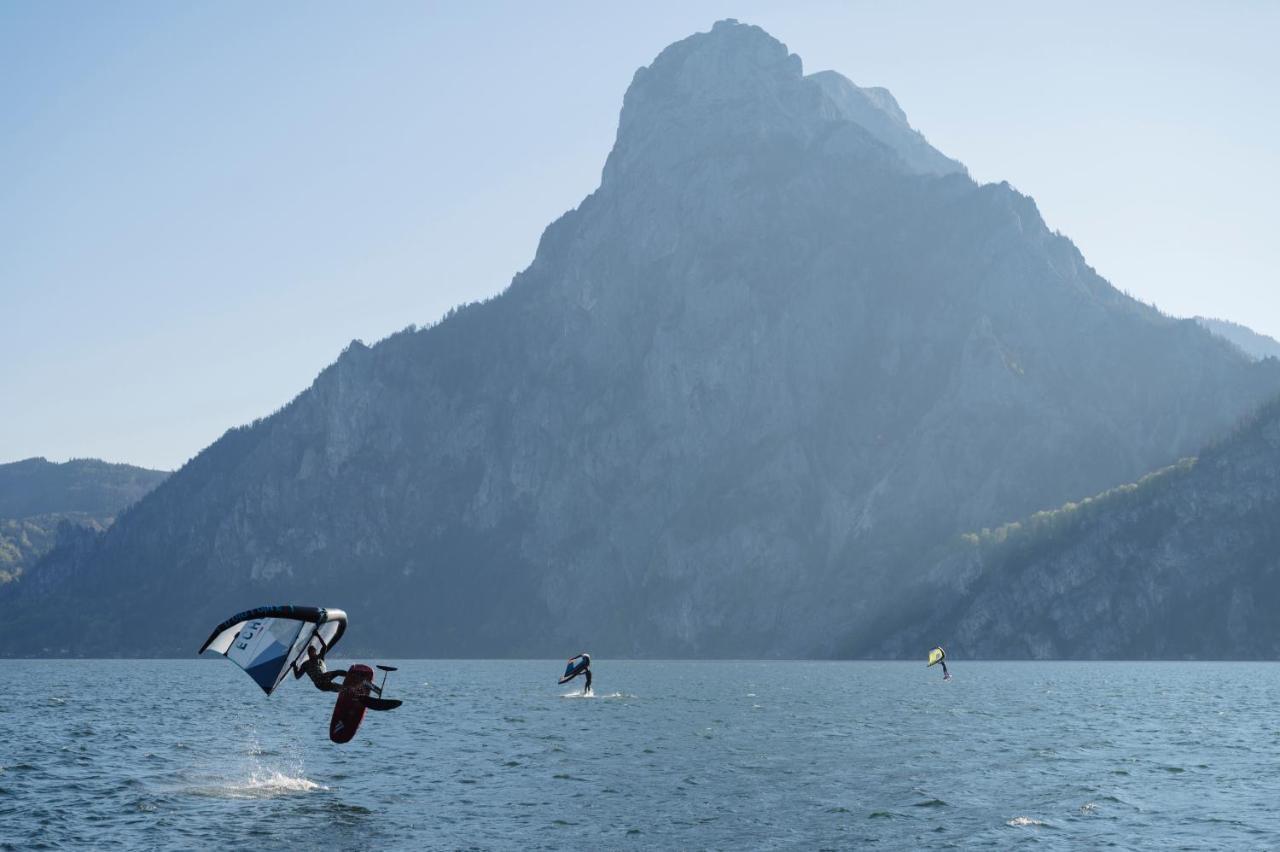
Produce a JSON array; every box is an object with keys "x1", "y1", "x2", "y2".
[
  {"x1": 199, "y1": 605, "x2": 347, "y2": 695},
  {"x1": 927, "y1": 646, "x2": 946, "y2": 667},
  {"x1": 559, "y1": 653, "x2": 590, "y2": 684}
]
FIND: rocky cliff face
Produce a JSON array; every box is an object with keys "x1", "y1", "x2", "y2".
[
  {"x1": 868, "y1": 397, "x2": 1280, "y2": 659},
  {"x1": 3, "y1": 21, "x2": 1278, "y2": 657}
]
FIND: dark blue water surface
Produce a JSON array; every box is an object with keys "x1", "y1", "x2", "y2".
[{"x1": 4, "y1": 660, "x2": 1279, "y2": 849}]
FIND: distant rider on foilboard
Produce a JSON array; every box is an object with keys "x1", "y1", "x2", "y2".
[{"x1": 559, "y1": 652, "x2": 592, "y2": 695}]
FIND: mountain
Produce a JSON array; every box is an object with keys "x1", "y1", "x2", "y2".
[
  {"x1": 3, "y1": 20, "x2": 1278, "y2": 658},
  {"x1": 1195, "y1": 317, "x2": 1280, "y2": 362},
  {"x1": 866, "y1": 394, "x2": 1280, "y2": 659},
  {"x1": 0, "y1": 458, "x2": 167, "y2": 583}
]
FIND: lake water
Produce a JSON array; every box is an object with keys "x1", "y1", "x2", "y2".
[{"x1": 4, "y1": 660, "x2": 1279, "y2": 849}]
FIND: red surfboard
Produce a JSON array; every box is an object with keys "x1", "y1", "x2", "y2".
[{"x1": 329, "y1": 663, "x2": 374, "y2": 743}]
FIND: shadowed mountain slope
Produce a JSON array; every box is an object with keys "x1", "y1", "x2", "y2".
[{"x1": 1196, "y1": 317, "x2": 1280, "y2": 362}]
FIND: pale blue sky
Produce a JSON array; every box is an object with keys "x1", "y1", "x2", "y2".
[{"x1": 4, "y1": 2, "x2": 1277, "y2": 470}]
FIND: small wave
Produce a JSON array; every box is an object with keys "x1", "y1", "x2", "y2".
[
  {"x1": 329, "y1": 802, "x2": 373, "y2": 816},
  {"x1": 1007, "y1": 816, "x2": 1048, "y2": 827},
  {"x1": 912, "y1": 798, "x2": 948, "y2": 808}
]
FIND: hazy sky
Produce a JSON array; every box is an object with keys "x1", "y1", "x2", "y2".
[{"x1": 4, "y1": 2, "x2": 1277, "y2": 470}]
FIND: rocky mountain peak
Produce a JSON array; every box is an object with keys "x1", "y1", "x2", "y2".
[
  {"x1": 622, "y1": 20, "x2": 803, "y2": 116},
  {"x1": 602, "y1": 19, "x2": 962, "y2": 193}
]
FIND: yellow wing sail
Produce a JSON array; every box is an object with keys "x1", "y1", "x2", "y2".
[{"x1": 927, "y1": 646, "x2": 946, "y2": 667}]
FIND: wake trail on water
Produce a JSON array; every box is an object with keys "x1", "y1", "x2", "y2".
[{"x1": 560, "y1": 691, "x2": 629, "y2": 699}]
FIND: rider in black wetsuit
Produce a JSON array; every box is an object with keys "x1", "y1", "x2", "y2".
[
  {"x1": 573, "y1": 653, "x2": 592, "y2": 695},
  {"x1": 300, "y1": 645, "x2": 348, "y2": 693}
]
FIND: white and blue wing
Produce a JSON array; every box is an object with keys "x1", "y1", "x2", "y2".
[{"x1": 199, "y1": 605, "x2": 348, "y2": 695}]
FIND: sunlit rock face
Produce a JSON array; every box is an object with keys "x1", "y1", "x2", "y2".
[
  {"x1": 869, "y1": 397, "x2": 1280, "y2": 660},
  {"x1": 4, "y1": 21, "x2": 1277, "y2": 658}
]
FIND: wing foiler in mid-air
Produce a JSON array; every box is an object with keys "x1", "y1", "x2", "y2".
[
  {"x1": 927, "y1": 646, "x2": 951, "y2": 680},
  {"x1": 199, "y1": 605, "x2": 347, "y2": 695}
]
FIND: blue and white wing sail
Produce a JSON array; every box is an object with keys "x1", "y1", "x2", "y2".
[
  {"x1": 199, "y1": 605, "x2": 348, "y2": 695},
  {"x1": 558, "y1": 654, "x2": 590, "y2": 684}
]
